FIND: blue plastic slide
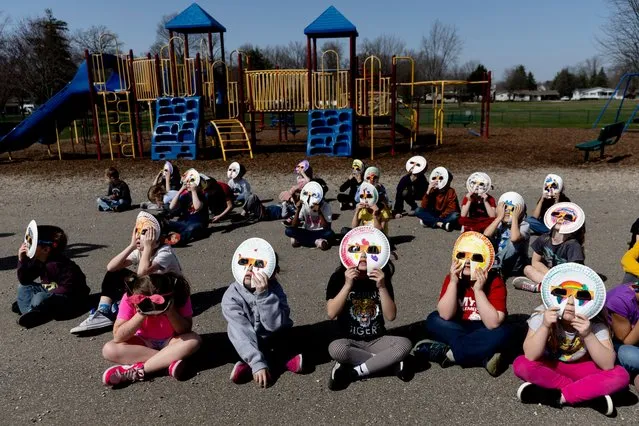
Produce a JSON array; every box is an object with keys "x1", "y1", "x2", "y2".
[{"x1": 0, "y1": 54, "x2": 123, "y2": 154}]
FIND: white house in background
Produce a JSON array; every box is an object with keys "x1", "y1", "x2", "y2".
[
  {"x1": 495, "y1": 91, "x2": 510, "y2": 102},
  {"x1": 572, "y1": 87, "x2": 615, "y2": 100}
]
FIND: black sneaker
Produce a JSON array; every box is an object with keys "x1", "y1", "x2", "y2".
[
  {"x1": 517, "y1": 382, "x2": 562, "y2": 408},
  {"x1": 17, "y1": 309, "x2": 51, "y2": 328},
  {"x1": 395, "y1": 357, "x2": 415, "y2": 382},
  {"x1": 444, "y1": 222, "x2": 453, "y2": 232},
  {"x1": 11, "y1": 301, "x2": 20, "y2": 314},
  {"x1": 412, "y1": 339, "x2": 453, "y2": 367},
  {"x1": 328, "y1": 362, "x2": 353, "y2": 391},
  {"x1": 588, "y1": 395, "x2": 615, "y2": 417}
]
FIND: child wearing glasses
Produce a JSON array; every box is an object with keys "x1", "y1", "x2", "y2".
[
  {"x1": 101, "y1": 273, "x2": 201, "y2": 387},
  {"x1": 415, "y1": 167, "x2": 460, "y2": 232},
  {"x1": 337, "y1": 159, "x2": 365, "y2": 211}
]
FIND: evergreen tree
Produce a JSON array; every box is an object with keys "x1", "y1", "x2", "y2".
[
  {"x1": 526, "y1": 71, "x2": 537, "y2": 90},
  {"x1": 551, "y1": 68, "x2": 577, "y2": 98},
  {"x1": 466, "y1": 64, "x2": 488, "y2": 99}
]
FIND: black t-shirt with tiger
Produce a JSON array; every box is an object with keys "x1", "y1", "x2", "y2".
[{"x1": 326, "y1": 267, "x2": 394, "y2": 341}]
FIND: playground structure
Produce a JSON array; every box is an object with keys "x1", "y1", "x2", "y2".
[
  {"x1": 0, "y1": 4, "x2": 492, "y2": 161},
  {"x1": 592, "y1": 72, "x2": 639, "y2": 133}
]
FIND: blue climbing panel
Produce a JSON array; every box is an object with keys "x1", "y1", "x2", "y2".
[
  {"x1": 306, "y1": 108, "x2": 353, "y2": 157},
  {"x1": 151, "y1": 96, "x2": 201, "y2": 160}
]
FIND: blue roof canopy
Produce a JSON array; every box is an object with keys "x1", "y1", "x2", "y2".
[
  {"x1": 304, "y1": 6, "x2": 358, "y2": 38},
  {"x1": 165, "y1": 3, "x2": 226, "y2": 34}
]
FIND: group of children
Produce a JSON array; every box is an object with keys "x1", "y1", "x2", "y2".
[{"x1": 12, "y1": 156, "x2": 639, "y2": 417}]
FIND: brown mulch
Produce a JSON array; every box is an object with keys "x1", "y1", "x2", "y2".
[{"x1": 1, "y1": 127, "x2": 637, "y2": 178}]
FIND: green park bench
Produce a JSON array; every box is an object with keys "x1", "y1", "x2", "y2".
[
  {"x1": 445, "y1": 114, "x2": 474, "y2": 127},
  {"x1": 575, "y1": 121, "x2": 625, "y2": 162}
]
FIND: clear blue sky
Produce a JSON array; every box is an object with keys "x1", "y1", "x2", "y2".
[{"x1": 2, "y1": 0, "x2": 610, "y2": 81}]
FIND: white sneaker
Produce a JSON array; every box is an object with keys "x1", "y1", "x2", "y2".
[{"x1": 70, "y1": 310, "x2": 114, "y2": 334}]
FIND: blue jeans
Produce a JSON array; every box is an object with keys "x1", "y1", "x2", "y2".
[
  {"x1": 494, "y1": 241, "x2": 529, "y2": 278},
  {"x1": 424, "y1": 311, "x2": 513, "y2": 367},
  {"x1": 17, "y1": 283, "x2": 70, "y2": 315},
  {"x1": 97, "y1": 197, "x2": 131, "y2": 212},
  {"x1": 526, "y1": 216, "x2": 549, "y2": 235},
  {"x1": 415, "y1": 208, "x2": 459, "y2": 228},
  {"x1": 616, "y1": 343, "x2": 639, "y2": 378},
  {"x1": 285, "y1": 227, "x2": 334, "y2": 247},
  {"x1": 167, "y1": 220, "x2": 206, "y2": 245}
]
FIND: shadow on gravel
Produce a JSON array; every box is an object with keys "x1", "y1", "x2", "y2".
[{"x1": 191, "y1": 287, "x2": 227, "y2": 317}]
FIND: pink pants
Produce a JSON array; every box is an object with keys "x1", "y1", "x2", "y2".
[{"x1": 513, "y1": 355, "x2": 629, "y2": 404}]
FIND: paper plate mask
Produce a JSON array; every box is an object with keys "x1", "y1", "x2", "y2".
[
  {"x1": 135, "y1": 212, "x2": 161, "y2": 241},
  {"x1": 364, "y1": 166, "x2": 380, "y2": 183},
  {"x1": 352, "y1": 159, "x2": 364, "y2": 172},
  {"x1": 295, "y1": 160, "x2": 309, "y2": 174},
  {"x1": 163, "y1": 161, "x2": 173, "y2": 176},
  {"x1": 406, "y1": 156, "x2": 427, "y2": 174},
  {"x1": 231, "y1": 238, "x2": 276, "y2": 286},
  {"x1": 340, "y1": 226, "x2": 390, "y2": 275},
  {"x1": 452, "y1": 232, "x2": 495, "y2": 280},
  {"x1": 543, "y1": 174, "x2": 564, "y2": 199},
  {"x1": 466, "y1": 172, "x2": 492, "y2": 195},
  {"x1": 357, "y1": 182, "x2": 379, "y2": 208},
  {"x1": 544, "y1": 202, "x2": 585, "y2": 235},
  {"x1": 498, "y1": 191, "x2": 525, "y2": 221},
  {"x1": 182, "y1": 168, "x2": 200, "y2": 188},
  {"x1": 430, "y1": 167, "x2": 449, "y2": 189},
  {"x1": 227, "y1": 162, "x2": 241, "y2": 180},
  {"x1": 541, "y1": 263, "x2": 606, "y2": 319},
  {"x1": 24, "y1": 220, "x2": 38, "y2": 259},
  {"x1": 301, "y1": 181, "x2": 323, "y2": 207}
]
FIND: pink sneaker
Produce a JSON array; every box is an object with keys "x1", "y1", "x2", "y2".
[
  {"x1": 168, "y1": 359, "x2": 185, "y2": 380},
  {"x1": 229, "y1": 361, "x2": 252, "y2": 384},
  {"x1": 102, "y1": 362, "x2": 145, "y2": 387},
  {"x1": 285, "y1": 354, "x2": 303, "y2": 374}
]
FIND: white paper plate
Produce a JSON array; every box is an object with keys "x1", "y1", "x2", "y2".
[
  {"x1": 541, "y1": 263, "x2": 606, "y2": 319},
  {"x1": 340, "y1": 226, "x2": 390, "y2": 274},
  {"x1": 231, "y1": 238, "x2": 276, "y2": 285}
]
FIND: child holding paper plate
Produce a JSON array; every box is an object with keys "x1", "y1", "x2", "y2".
[
  {"x1": 166, "y1": 169, "x2": 209, "y2": 245},
  {"x1": 15, "y1": 221, "x2": 89, "y2": 328},
  {"x1": 513, "y1": 263, "x2": 629, "y2": 417},
  {"x1": 101, "y1": 272, "x2": 201, "y2": 387},
  {"x1": 285, "y1": 181, "x2": 333, "y2": 250},
  {"x1": 393, "y1": 156, "x2": 428, "y2": 218},
  {"x1": 415, "y1": 166, "x2": 460, "y2": 231},
  {"x1": 348, "y1": 183, "x2": 392, "y2": 235},
  {"x1": 227, "y1": 162, "x2": 251, "y2": 207},
  {"x1": 326, "y1": 226, "x2": 412, "y2": 390},
  {"x1": 142, "y1": 161, "x2": 181, "y2": 210},
  {"x1": 414, "y1": 231, "x2": 513, "y2": 376},
  {"x1": 513, "y1": 202, "x2": 586, "y2": 293},
  {"x1": 222, "y1": 238, "x2": 303, "y2": 388},
  {"x1": 527, "y1": 174, "x2": 571, "y2": 235},
  {"x1": 459, "y1": 172, "x2": 496, "y2": 232},
  {"x1": 337, "y1": 159, "x2": 365, "y2": 211}
]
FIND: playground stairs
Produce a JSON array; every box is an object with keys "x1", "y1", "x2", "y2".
[
  {"x1": 98, "y1": 91, "x2": 135, "y2": 159},
  {"x1": 208, "y1": 119, "x2": 253, "y2": 161}
]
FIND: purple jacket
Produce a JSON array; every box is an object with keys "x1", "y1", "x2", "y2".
[{"x1": 17, "y1": 254, "x2": 89, "y2": 297}]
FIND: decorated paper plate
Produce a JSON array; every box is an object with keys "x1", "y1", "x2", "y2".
[
  {"x1": 364, "y1": 166, "x2": 380, "y2": 182},
  {"x1": 24, "y1": 220, "x2": 38, "y2": 259},
  {"x1": 231, "y1": 238, "x2": 276, "y2": 286},
  {"x1": 352, "y1": 159, "x2": 364, "y2": 172},
  {"x1": 430, "y1": 167, "x2": 449, "y2": 189},
  {"x1": 182, "y1": 168, "x2": 200, "y2": 187},
  {"x1": 295, "y1": 160, "x2": 309, "y2": 173},
  {"x1": 543, "y1": 174, "x2": 563, "y2": 198},
  {"x1": 340, "y1": 226, "x2": 390, "y2": 275},
  {"x1": 357, "y1": 182, "x2": 379, "y2": 208},
  {"x1": 135, "y1": 212, "x2": 161, "y2": 241},
  {"x1": 405, "y1": 156, "x2": 427, "y2": 174},
  {"x1": 452, "y1": 231, "x2": 495, "y2": 280},
  {"x1": 163, "y1": 161, "x2": 173, "y2": 176},
  {"x1": 544, "y1": 202, "x2": 585, "y2": 234},
  {"x1": 466, "y1": 172, "x2": 492, "y2": 195},
  {"x1": 227, "y1": 162, "x2": 241, "y2": 180},
  {"x1": 301, "y1": 181, "x2": 323, "y2": 207},
  {"x1": 541, "y1": 262, "x2": 606, "y2": 319}
]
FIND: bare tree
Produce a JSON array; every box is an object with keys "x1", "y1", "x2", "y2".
[
  {"x1": 599, "y1": 0, "x2": 639, "y2": 71},
  {"x1": 0, "y1": 12, "x2": 15, "y2": 111},
  {"x1": 419, "y1": 20, "x2": 463, "y2": 81},
  {"x1": 149, "y1": 13, "x2": 180, "y2": 57},
  {"x1": 319, "y1": 40, "x2": 346, "y2": 70},
  {"x1": 359, "y1": 34, "x2": 406, "y2": 74},
  {"x1": 71, "y1": 25, "x2": 121, "y2": 63}
]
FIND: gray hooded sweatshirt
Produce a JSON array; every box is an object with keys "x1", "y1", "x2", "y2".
[{"x1": 222, "y1": 280, "x2": 293, "y2": 373}]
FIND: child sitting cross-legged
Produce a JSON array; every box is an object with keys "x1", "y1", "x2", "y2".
[
  {"x1": 97, "y1": 167, "x2": 132, "y2": 212},
  {"x1": 415, "y1": 166, "x2": 459, "y2": 232},
  {"x1": 101, "y1": 273, "x2": 201, "y2": 387},
  {"x1": 459, "y1": 172, "x2": 496, "y2": 232}
]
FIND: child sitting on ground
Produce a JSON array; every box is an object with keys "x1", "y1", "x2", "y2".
[
  {"x1": 513, "y1": 202, "x2": 586, "y2": 292},
  {"x1": 71, "y1": 212, "x2": 182, "y2": 334},
  {"x1": 459, "y1": 172, "x2": 496, "y2": 232},
  {"x1": 483, "y1": 192, "x2": 530, "y2": 278},
  {"x1": 201, "y1": 175, "x2": 234, "y2": 223},
  {"x1": 527, "y1": 174, "x2": 571, "y2": 235},
  {"x1": 363, "y1": 166, "x2": 389, "y2": 208},
  {"x1": 142, "y1": 162, "x2": 181, "y2": 210},
  {"x1": 167, "y1": 169, "x2": 209, "y2": 245},
  {"x1": 222, "y1": 238, "x2": 303, "y2": 388},
  {"x1": 285, "y1": 181, "x2": 333, "y2": 250},
  {"x1": 15, "y1": 223, "x2": 89, "y2": 328},
  {"x1": 101, "y1": 273, "x2": 201, "y2": 387},
  {"x1": 621, "y1": 218, "x2": 639, "y2": 283},
  {"x1": 606, "y1": 282, "x2": 639, "y2": 389},
  {"x1": 97, "y1": 167, "x2": 132, "y2": 212},
  {"x1": 415, "y1": 166, "x2": 460, "y2": 232},
  {"x1": 337, "y1": 159, "x2": 365, "y2": 211},
  {"x1": 393, "y1": 156, "x2": 428, "y2": 218},
  {"x1": 347, "y1": 183, "x2": 392, "y2": 235},
  {"x1": 227, "y1": 162, "x2": 252, "y2": 207}
]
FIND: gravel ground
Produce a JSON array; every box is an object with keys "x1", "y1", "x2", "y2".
[{"x1": 1, "y1": 141, "x2": 638, "y2": 424}]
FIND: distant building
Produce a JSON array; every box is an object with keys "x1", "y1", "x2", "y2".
[
  {"x1": 494, "y1": 90, "x2": 560, "y2": 102},
  {"x1": 571, "y1": 87, "x2": 617, "y2": 100}
]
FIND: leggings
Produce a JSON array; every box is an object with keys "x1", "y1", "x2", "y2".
[{"x1": 328, "y1": 335, "x2": 412, "y2": 375}]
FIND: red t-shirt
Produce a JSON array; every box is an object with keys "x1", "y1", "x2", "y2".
[
  {"x1": 438, "y1": 274, "x2": 507, "y2": 321},
  {"x1": 462, "y1": 194, "x2": 496, "y2": 218}
]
